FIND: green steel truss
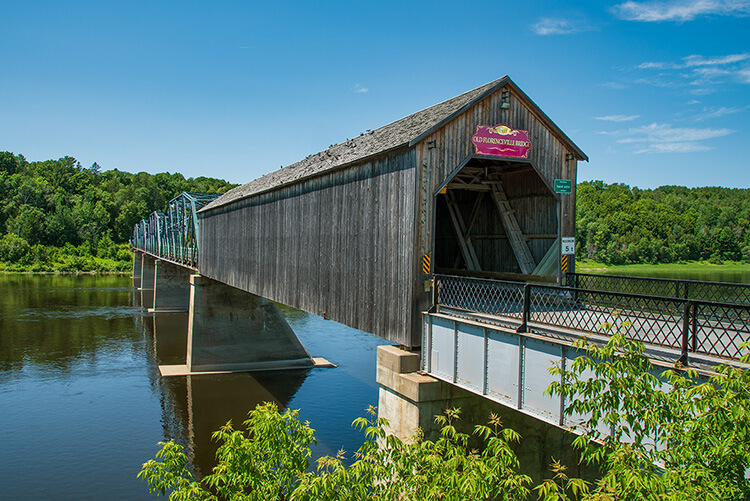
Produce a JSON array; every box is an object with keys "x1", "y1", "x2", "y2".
[{"x1": 131, "y1": 192, "x2": 220, "y2": 268}]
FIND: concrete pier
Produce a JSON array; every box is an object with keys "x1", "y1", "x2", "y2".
[
  {"x1": 376, "y1": 345, "x2": 597, "y2": 483},
  {"x1": 132, "y1": 250, "x2": 143, "y2": 289},
  {"x1": 138, "y1": 253, "x2": 156, "y2": 308},
  {"x1": 166, "y1": 275, "x2": 322, "y2": 374},
  {"x1": 149, "y1": 260, "x2": 192, "y2": 312}
]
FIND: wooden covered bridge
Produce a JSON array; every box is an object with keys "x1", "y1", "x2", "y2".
[
  {"x1": 132, "y1": 76, "x2": 749, "y2": 437},
  {"x1": 197, "y1": 75, "x2": 587, "y2": 348}
]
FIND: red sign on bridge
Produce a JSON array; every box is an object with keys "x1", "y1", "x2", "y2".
[{"x1": 471, "y1": 124, "x2": 532, "y2": 158}]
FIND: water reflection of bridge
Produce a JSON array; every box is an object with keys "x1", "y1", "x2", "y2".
[{"x1": 137, "y1": 306, "x2": 309, "y2": 478}]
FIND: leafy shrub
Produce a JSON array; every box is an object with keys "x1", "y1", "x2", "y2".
[
  {"x1": 0, "y1": 233, "x2": 30, "y2": 262},
  {"x1": 141, "y1": 336, "x2": 750, "y2": 500}
]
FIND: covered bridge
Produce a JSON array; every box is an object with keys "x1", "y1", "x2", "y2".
[{"x1": 198, "y1": 76, "x2": 587, "y2": 348}]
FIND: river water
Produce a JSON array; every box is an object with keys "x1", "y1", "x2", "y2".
[
  {"x1": 2, "y1": 269, "x2": 748, "y2": 499},
  {"x1": 0, "y1": 275, "x2": 388, "y2": 500}
]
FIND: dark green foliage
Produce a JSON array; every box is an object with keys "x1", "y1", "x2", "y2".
[
  {"x1": 576, "y1": 181, "x2": 750, "y2": 265},
  {"x1": 0, "y1": 151, "x2": 236, "y2": 271}
]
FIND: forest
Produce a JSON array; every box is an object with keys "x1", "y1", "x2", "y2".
[
  {"x1": 0, "y1": 152, "x2": 235, "y2": 271},
  {"x1": 0, "y1": 151, "x2": 747, "y2": 271},
  {"x1": 576, "y1": 181, "x2": 750, "y2": 265}
]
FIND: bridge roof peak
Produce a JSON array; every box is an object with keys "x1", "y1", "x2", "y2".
[{"x1": 203, "y1": 76, "x2": 586, "y2": 213}]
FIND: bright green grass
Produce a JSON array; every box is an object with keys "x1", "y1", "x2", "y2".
[{"x1": 577, "y1": 260, "x2": 750, "y2": 274}]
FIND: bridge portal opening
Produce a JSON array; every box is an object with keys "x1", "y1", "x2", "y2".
[{"x1": 433, "y1": 158, "x2": 559, "y2": 279}]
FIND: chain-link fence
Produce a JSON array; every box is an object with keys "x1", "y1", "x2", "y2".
[{"x1": 435, "y1": 274, "x2": 750, "y2": 363}]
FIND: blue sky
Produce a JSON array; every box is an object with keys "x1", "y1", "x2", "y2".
[{"x1": 1, "y1": 0, "x2": 748, "y2": 188}]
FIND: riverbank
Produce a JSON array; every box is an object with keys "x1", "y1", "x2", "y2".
[
  {"x1": 0, "y1": 269, "x2": 131, "y2": 275},
  {"x1": 0, "y1": 256, "x2": 132, "y2": 273},
  {"x1": 576, "y1": 260, "x2": 750, "y2": 284}
]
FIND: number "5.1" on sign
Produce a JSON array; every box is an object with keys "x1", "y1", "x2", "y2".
[{"x1": 561, "y1": 237, "x2": 575, "y2": 255}]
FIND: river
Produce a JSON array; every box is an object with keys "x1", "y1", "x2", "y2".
[
  {"x1": 0, "y1": 274, "x2": 388, "y2": 500},
  {"x1": 1, "y1": 268, "x2": 748, "y2": 499}
]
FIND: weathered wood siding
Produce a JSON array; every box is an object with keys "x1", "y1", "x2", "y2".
[
  {"x1": 411, "y1": 84, "x2": 579, "y2": 334},
  {"x1": 199, "y1": 148, "x2": 418, "y2": 346}
]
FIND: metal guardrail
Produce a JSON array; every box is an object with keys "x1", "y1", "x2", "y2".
[
  {"x1": 568, "y1": 272, "x2": 750, "y2": 306},
  {"x1": 131, "y1": 192, "x2": 220, "y2": 268},
  {"x1": 434, "y1": 274, "x2": 750, "y2": 364}
]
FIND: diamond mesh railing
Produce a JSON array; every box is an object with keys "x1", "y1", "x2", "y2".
[
  {"x1": 435, "y1": 274, "x2": 525, "y2": 319},
  {"x1": 569, "y1": 272, "x2": 750, "y2": 306},
  {"x1": 434, "y1": 274, "x2": 750, "y2": 363}
]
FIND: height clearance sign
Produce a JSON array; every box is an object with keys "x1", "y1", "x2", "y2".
[{"x1": 471, "y1": 124, "x2": 531, "y2": 158}]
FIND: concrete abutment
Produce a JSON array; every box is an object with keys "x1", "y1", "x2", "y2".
[{"x1": 376, "y1": 345, "x2": 598, "y2": 484}]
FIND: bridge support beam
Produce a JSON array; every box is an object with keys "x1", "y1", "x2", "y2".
[
  {"x1": 139, "y1": 254, "x2": 156, "y2": 308},
  {"x1": 149, "y1": 260, "x2": 192, "y2": 312},
  {"x1": 152, "y1": 312, "x2": 189, "y2": 366},
  {"x1": 182, "y1": 275, "x2": 317, "y2": 373},
  {"x1": 376, "y1": 345, "x2": 594, "y2": 483},
  {"x1": 132, "y1": 250, "x2": 143, "y2": 289}
]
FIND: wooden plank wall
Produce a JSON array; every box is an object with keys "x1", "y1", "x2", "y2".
[
  {"x1": 411, "y1": 84, "x2": 578, "y2": 335},
  {"x1": 199, "y1": 148, "x2": 418, "y2": 346}
]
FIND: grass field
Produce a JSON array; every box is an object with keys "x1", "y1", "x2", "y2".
[{"x1": 576, "y1": 260, "x2": 750, "y2": 284}]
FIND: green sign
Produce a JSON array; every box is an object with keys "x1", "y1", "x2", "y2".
[{"x1": 554, "y1": 179, "x2": 572, "y2": 194}]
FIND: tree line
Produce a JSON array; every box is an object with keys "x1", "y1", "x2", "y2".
[
  {"x1": 2, "y1": 151, "x2": 748, "y2": 271},
  {"x1": 576, "y1": 180, "x2": 750, "y2": 265},
  {"x1": 0, "y1": 152, "x2": 235, "y2": 271}
]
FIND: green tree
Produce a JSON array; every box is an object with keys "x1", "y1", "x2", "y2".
[
  {"x1": 0, "y1": 233, "x2": 30, "y2": 262},
  {"x1": 0, "y1": 150, "x2": 236, "y2": 270},
  {"x1": 547, "y1": 333, "x2": 750, "y2": 500},
  {"x1": 140, "y1": 404, "x2": 536, "y2": 501},
  {"x1": 140, "y1": 336, "x2": 750, "y2": 500}
]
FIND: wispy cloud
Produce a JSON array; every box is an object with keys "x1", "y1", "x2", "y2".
[
  {"x1": 683, "y1": 53, "x2": 750, "y2": 67},
  {"x1": 635, "y1": 142, "x2": 712, "y2": 153},
  {"x1": 613, "y1": 0, "x2": 750, "y2": 22},
  {"x1": 638, "y1": 53, "x2": 750, "y2": 70},
  {"x1": 595, "y1": 114, "x2": 641, "y2": 122},
  {"x1": 637, "y1": 61, "x2": 667, "y2": 69},
  {"x1": 353, "y1": 84, "x2": 369, "y2": 94},
  {"x1": 693, "y1": 105, "x2": 749, "y2": 121},
  {"x1": 599, "y1": 122, "x2": 734, "y2": 153},
  {"x1": 634, "y1": 52, "x2": 750, "y2": 93},
  {"x1": 531, "y1": 17, "x2": 592, "y2": 35}
]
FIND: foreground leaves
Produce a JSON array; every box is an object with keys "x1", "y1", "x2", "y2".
[
  {"x1": 141, "y1": 336, "x2": 750, "y2": 500},
  {"x1": 547, "y1": 333, "x2": 750, "y2": 500},
  {"x1": 139, "y1": 403, "x2": 534, "y2": 501}
]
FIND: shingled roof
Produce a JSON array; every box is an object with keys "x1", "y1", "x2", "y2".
[{"x1": 202, "y1": 76, "x2": 586, "y2": 212}]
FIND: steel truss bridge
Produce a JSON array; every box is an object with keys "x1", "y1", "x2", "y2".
[{"x1": 131, "y1": 192, "x2": 220, "y2": 269}]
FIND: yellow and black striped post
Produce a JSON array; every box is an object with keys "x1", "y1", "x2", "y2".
[
  {"x1": 422, "y1": 254, "x2": 431, "y2": 275},
  {"x1": 560, "y1": 254, "x2": 569, "y2": 286}
]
